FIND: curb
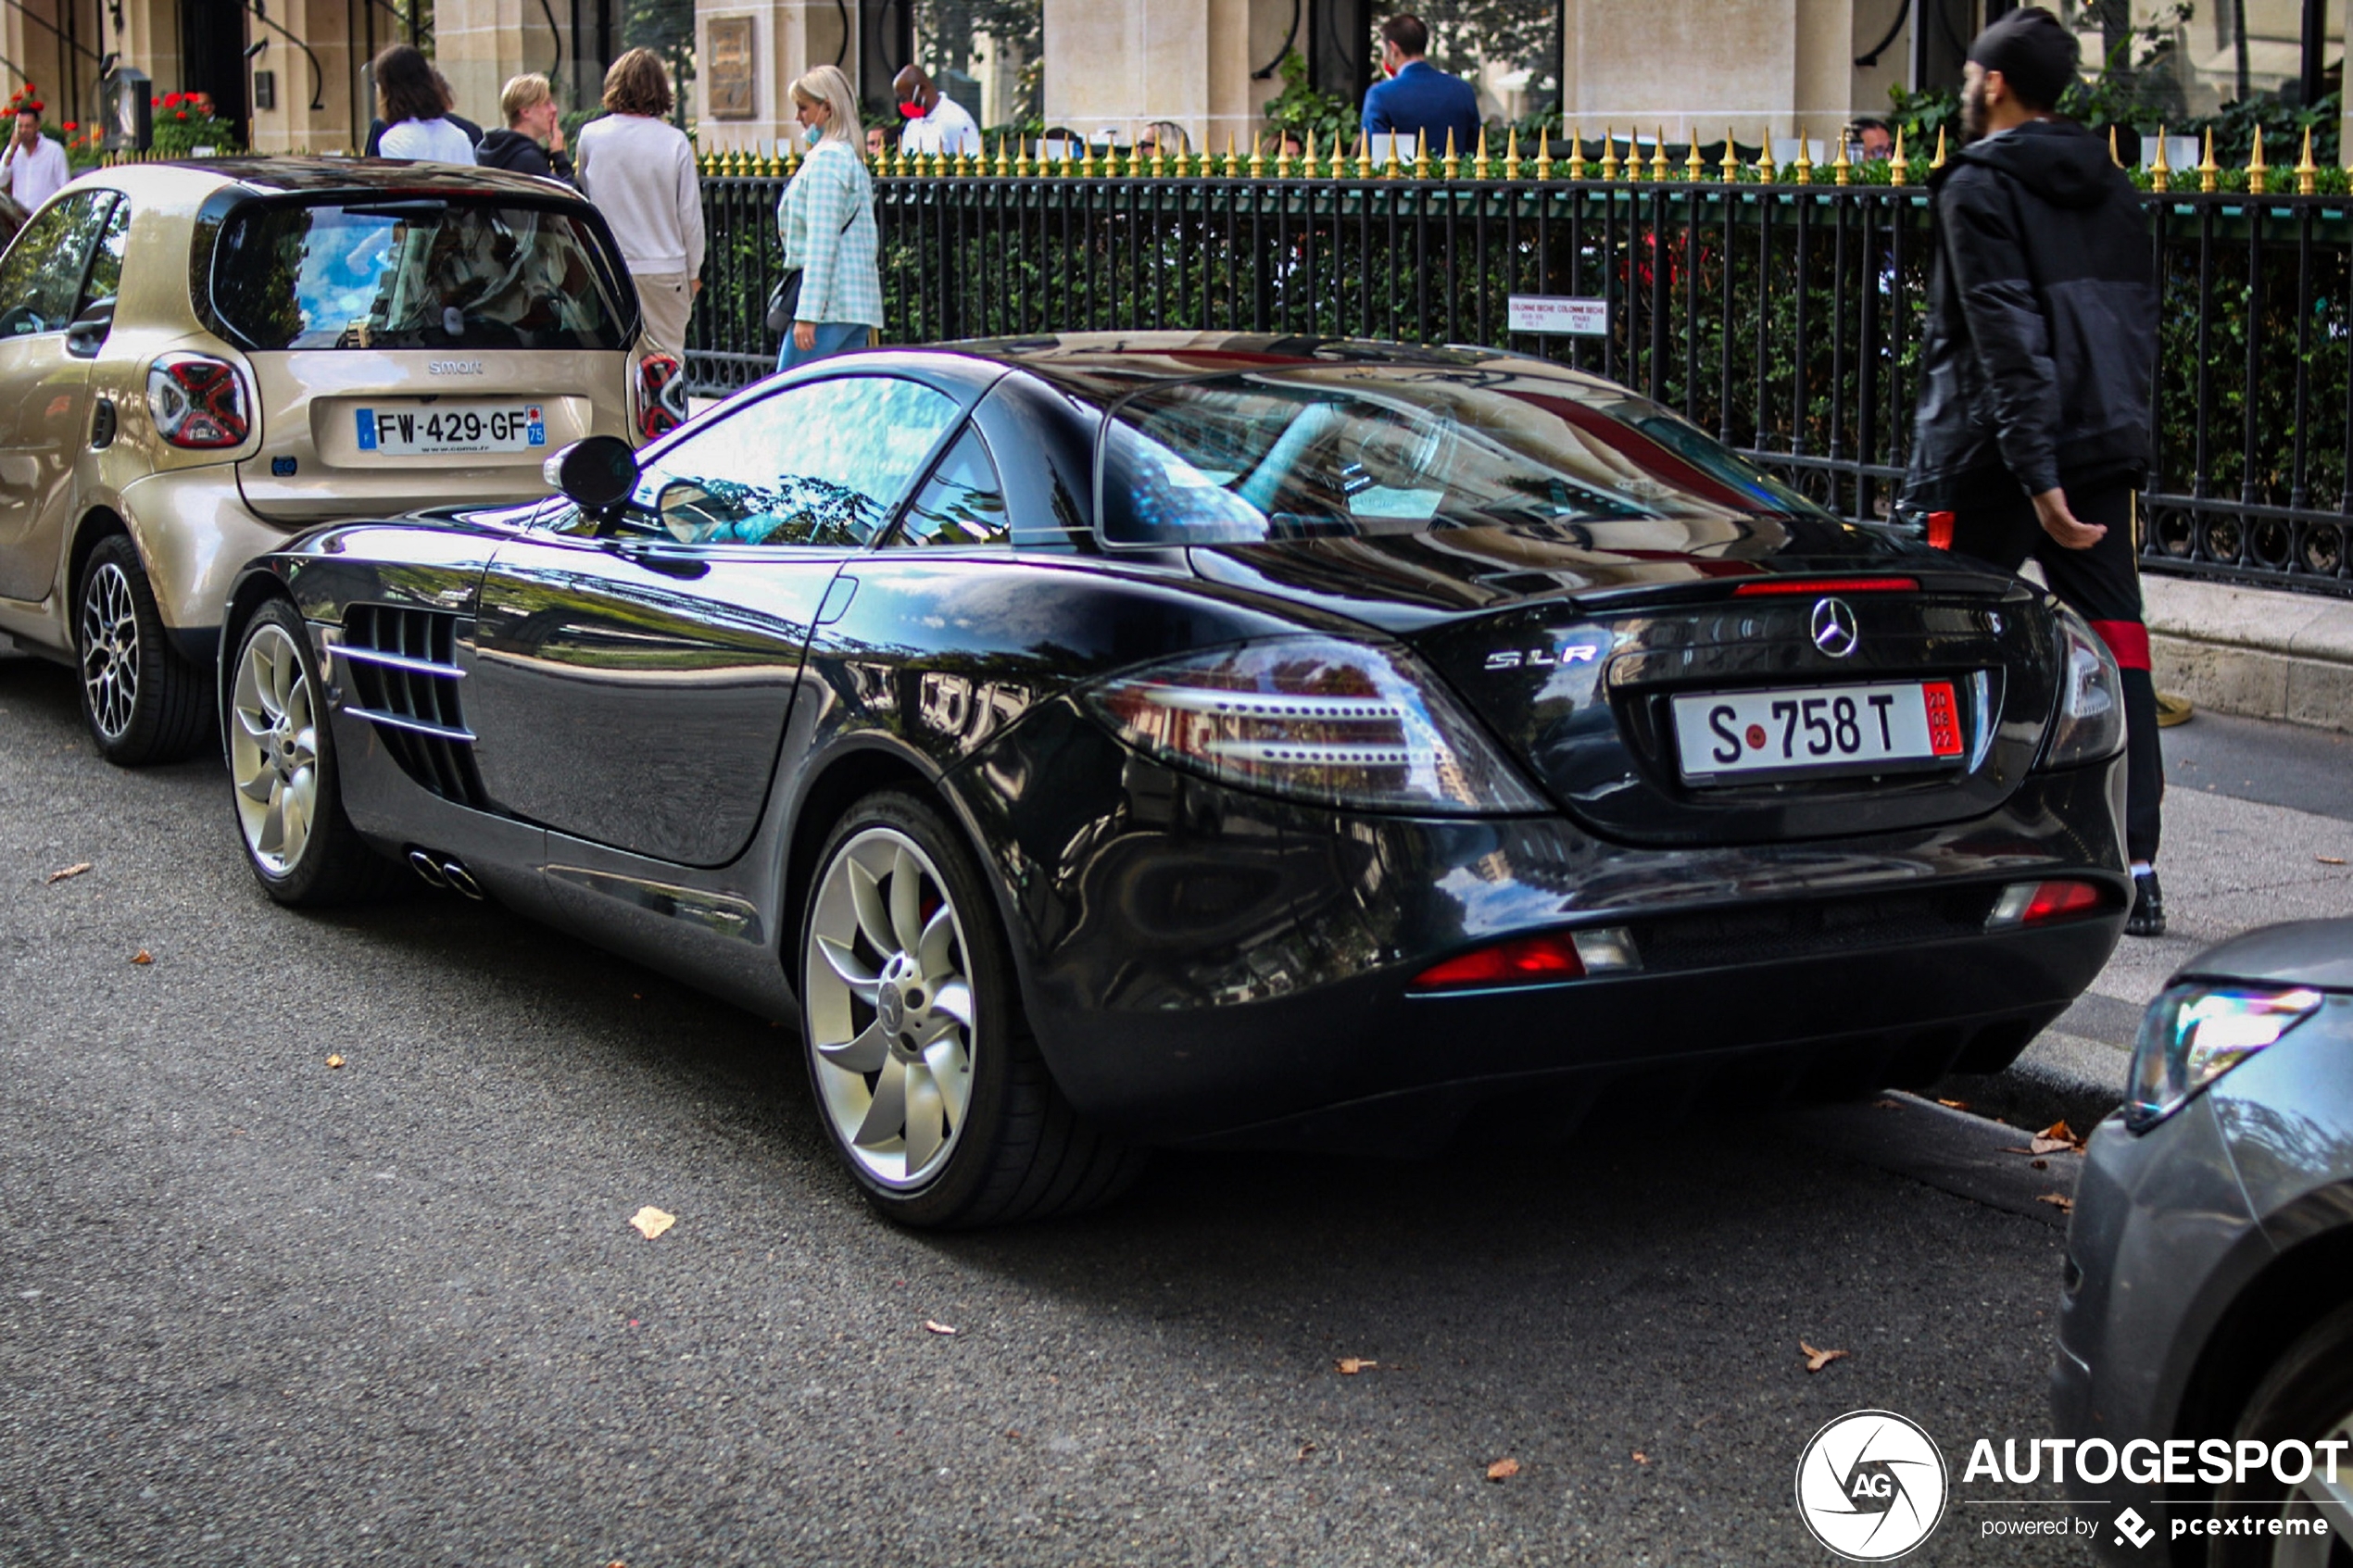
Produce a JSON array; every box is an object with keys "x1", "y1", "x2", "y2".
[{"x1": 2144, "y1": 573, "x2": 2353, "y2": 734}]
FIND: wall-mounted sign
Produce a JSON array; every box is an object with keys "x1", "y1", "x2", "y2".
[
  {"x1": 707, "y1": 17, "x2": 755, "y2": 120},
  {"x1": 1507, "y1": 295, "x2": 1607, "y2": 336}
]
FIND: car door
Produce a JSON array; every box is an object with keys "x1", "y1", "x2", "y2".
[
  {"x1": 468, "y1": 371, "x2": 966, "y2": 867},
  {"x1": 0, "y1": 191, "x2": 120, "y2": 604}
]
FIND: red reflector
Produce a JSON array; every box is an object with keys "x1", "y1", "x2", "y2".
[
  {"x1": 1923, "y1": 680, "x2": 1964, "y2": 757},
  {"x1": 1412, "y1": 933, "x2": 1585, "y2": 990},
  {"x1": 1926, "y1": 511, "x2": 1956, "y2": 550},
  {"x1": 1731, "y1": 577, "x2": 1919, "y2": 596},
  {"x1": 2024, "y1": 881, "x2": 2104, "y2": 924}
]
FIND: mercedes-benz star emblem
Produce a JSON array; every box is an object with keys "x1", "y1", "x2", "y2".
[{"x1": 1811, "y1": 597, "x2": 1860, "y2": 659}]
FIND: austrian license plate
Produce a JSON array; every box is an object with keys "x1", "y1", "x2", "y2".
[
  {"x1": 356, "y1": 403, "x2": 547, "y2": 456},
  {"x1": 1672, "y1": 681, "x2": 1966, "y2": 783}
]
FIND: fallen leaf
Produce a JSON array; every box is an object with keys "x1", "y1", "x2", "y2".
[
  {"x1": 1335, "y1": 1357, "x2": 1377, "y2": 1374},
  {"x1": 924, "y1": 1320, "x2": 958, "y2": 1336},
  {"x1": 1296, "y1": 1441, "x2": 1317, "y2": 1461},
  {"x1": 629, "y1": 1206, "x2": 676, "y2": 1239},
  {"x1": 1632, "y1": 1450, "x2": 1651, "y2": 1465},
  {"x1": 1801, "y1": 1341, "x2": 1849, "y2": 1373},
  {"x1": 1872, "y1": 1098, "x2": 1904, "y2": 1110},
  {"x1": 2319, "y1": 856, "x2": 2347, "y2": 866},
  {"x1": 2037, "y1": 1192, "x2": 2075, "y2": 1213},
  {"x1": 1935, "y1": 1098, "x2": 1970, "y2": 1110},
  {"x1": 129, "y1": 949, "x2": 151, "y2": 965},
  {"x1": 2035, "y1": 1119, "x2": 2082, "y2": 1147},
  {"x1": 2031, "y1": 1158, "x2": 2048, "y2": 1170},
  {"x1": 45, "y1": 862, "x2": 91, "y2": 884},
  {"x1": 325, "y1": 1055, "x2": 344, "y2": 1069},
  {"x1": 2028, "y1": 1135, "x2": 2079, "y2": 1156},
  {"x1": 1486, "y1": 1457, "x2": 1519, "y2": 1482}
]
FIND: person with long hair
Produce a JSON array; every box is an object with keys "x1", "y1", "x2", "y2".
[
  {"x1": 371, "y1": 44, "x2": 475, "y2": 164},
  {"x1": 574, "y1": 48, "x2": 703, "y2": 361},
  {"x1": 774, "y1": 65, "x2": 880, "y2": 371}
]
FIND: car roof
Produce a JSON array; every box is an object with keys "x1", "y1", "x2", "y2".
[
  {"x1": 83, "y1": 156, "x2": 587, "y2": 204},
  {"x1": 935, "y1": 331, "x2": 1617, "y2": 401}
]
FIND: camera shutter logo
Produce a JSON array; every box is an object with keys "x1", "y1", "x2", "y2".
[{"x1": 1794, "y1": 1409, "x2": 1948, "y2": 1561}]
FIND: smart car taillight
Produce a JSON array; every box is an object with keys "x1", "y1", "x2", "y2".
[
  {"x1": 146, "y1": 352, "x2": 251, "y2": 448},
  {"x1": 1080, "y1": 635, "x2": 1544, "y2": 815},
  {"x1": 637, "y1": 352, "x2": 686, "y2": 439}
]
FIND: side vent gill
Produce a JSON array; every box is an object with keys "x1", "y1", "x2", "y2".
[{"x1": 338, "y1": 604, "x2": 486, "y2": 808}]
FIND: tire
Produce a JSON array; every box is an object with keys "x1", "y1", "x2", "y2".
[
  {"x1": 798, "y1": 789, "x2": 1145, "y2": 1228},
  {"x1": 75, "y1": 533, "x2": 213, "y2": 765},
  {"x1": 226, "y1": 597, "x2": 397, "y2": 907},
  {"x1": 2208, "y1": 1299, "x2": 2353, "y2": 1567}
]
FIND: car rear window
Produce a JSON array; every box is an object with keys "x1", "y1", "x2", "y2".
[
  {"x1": 1097, "y1": 370, "x2": 1832, "y2": 546},
  {"x1": 208, "y1": 197, "x2": 630, "y2": 351}
]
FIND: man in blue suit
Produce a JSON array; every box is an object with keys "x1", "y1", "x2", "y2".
[{"x1": 1361, "y1": 14, "x2": 1483, "y2": 159}]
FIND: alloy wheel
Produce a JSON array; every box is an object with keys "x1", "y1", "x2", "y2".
[
  {"x1": 229, "y1": 622, "x2": 320, "y2": 876},
  {"x1": 803, "y1": 827, "x2": 976, "y2": 1189},
  {"x1": 79, "y1": 560, "x2": 140, "y2": 742},
  {"x1": 2270, "y1": 1406, "x2": 2353, "y2": 1567}
]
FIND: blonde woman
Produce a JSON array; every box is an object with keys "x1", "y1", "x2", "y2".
[
  {"x1": 775, "y1": 65, "x2": 881, "y2": 372},
  {"x1": 576, "y1": 48, "x2": 703, "y2": 360}
]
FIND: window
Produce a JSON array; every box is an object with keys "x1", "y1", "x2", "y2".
[
  {"x1": 890, "y1": 425, "x2": 1009, "y2": 547},
  {"x1": 82, "y1": 199, "x2": 129, "y2": 312},
  {"x1": 0, "y1": 193, "x2": 115, "y2": 337},
  {"x1": 209, "y1": 197, "x2": 631, "y2": 351},
  {"x1": 645, "y1": 376, "x2": 962, "y2": 547}
]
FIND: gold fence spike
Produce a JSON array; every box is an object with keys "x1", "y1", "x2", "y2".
[
  {"x1": 1350, "y1": 131, "x2": 1366, "y2": 178},
  {"x1": 1720, "y1": 126, "x2": 1741, "y2": 183},
  {"x1": 1473, "y1": 126, "x2": 1491, "y2": 180},
  {"x1": 2246, "y1": 124, "x2": 2267, "y2": 194},
  {"x1": 1535, "y1": 126, "x2": 1554, "y2": 181},
  {"x1": 1014, "y1": 135, "x2": 1031, "y2": 178},
  {"x1": 1149, "y1": 142, "x2": 1165, "y2": 178},
  {"x1": 1566, "y1": 128, "x2": 1586, "y2": 181},
  {"x1": 1650, "y1": 126, "x2": 1668, "y2": 182},
  {"x1": 2149, "y1": 124, "x2": 2170, "y2": 192},
  {"x1": 1756, "y1": 131, "x2": 1776, "y2": 184},
  {"x1": 1890, "y1": 125, "x2": 1907, "y2": 186},
  {"x1": 2108, "y1": 124, "x2": 2121, "y2": 168},
  {"x1": 957, "y1": 146, "x2": 975, "y2": 177},
  {"x1": 1686, "y1": 131, "x2": 1705, "y2": 182},
  {"x1": 1793, "y1": 132, "x2": 1813, "y2": 184},
  {"x1": 1226, "y1": 130, "x2": 1239, "y2": 178},
  {"x1": 1080, "y1": 137, "x2": 1098, "y2": 178},
  {"x1": 1274, "y1": 133, "x2": 1293, "y2": 179},
  {"x1": 1834, "y1": 130, "x2": 1852, "y2": 185},
  {"x1": 1931, "y1": 125, "x2": 1947, "y2": 169},
  {"x1": 1385, "y1": 128, "x2": 1403, "y2": 178},
  {"x1": 1598, "y1": 127, "x2": 1617, "y2": 182},
  {"x1": 1504, "y1": 126, "x2": 1522, "y2": 180},
  {"x1": 1302, "y1": 130, "x2": 1319, "y2": 178},
  {"x1": 993, "y1": 136, "x2": 1009, "y2": 177},
  {"x1": 2199, "y1": 126, "x2": 2219, "y2": 192},
  {"x1": 1443, "y1": 126, "x2": 1461, "y2": 181},
  {"x1": 1248, "y1": 131, "x2": 1265, "y2": 180},
  {"x1": 2297, "y1": 125, "x2": 2318, "y2": 194},
  {"x1": 1415, "y1": 130, "x2": 1431, "y2": 180}
]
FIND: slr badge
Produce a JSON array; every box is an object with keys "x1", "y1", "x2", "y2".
[{"x1": 1485, "y1": 641, "x2": 1600, "y2": 672}]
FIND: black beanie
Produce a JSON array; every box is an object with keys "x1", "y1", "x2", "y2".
[{"x1": 1967, "y1": 6, "x2": 2080, "y2": 110}]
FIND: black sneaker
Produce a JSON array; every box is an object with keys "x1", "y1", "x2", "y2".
[{"x1": 2127, "y1": 869, "x2": 2166, "y2": 937}]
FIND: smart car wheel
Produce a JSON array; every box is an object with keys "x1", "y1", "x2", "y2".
[
  {"x1": 799, "y1": 790, "x2": 1143, "y2": 1228},
  {"x1": 228, "y1": 598, "x2": 396, "y2": 907},
  {"x1": 76, "y1": 534, "x2": 210, "y2": 765},
  {"x1": 2208, "y1": 1299, "x2": 2353, "y2": 1567}
]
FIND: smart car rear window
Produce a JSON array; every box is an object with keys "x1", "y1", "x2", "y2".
[{"x1": 208, "y1": 198, "x2": 630, "y2": 351}]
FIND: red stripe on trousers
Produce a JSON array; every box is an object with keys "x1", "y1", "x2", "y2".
[{"x1": 2089, "y1": 619, "x2": 2152, "y2": 671}]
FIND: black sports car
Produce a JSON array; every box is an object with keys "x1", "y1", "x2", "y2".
[{"x1": 221, "y1": 332, "x2": 2132, "y2": 1227}]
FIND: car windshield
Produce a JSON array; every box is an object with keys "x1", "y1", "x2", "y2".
[
  {"x1": 209, "y1": 197, "x2": 630, "y2": 351},
  {"x1": 1097, "y1": 369, "x2": 1832, "y2": 546}
]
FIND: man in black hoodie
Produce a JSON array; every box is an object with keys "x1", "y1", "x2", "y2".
[
  {"x1": 1906, "y1": 6, "x2": 2167, "y2": 935},
  {"x1": 474, "y1": 73, "x2": 576, "y2": 184}
]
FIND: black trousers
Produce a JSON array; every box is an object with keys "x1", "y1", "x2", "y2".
[{"x1": 1949, "y1": 481, "x2": 2163, "y2": 864}]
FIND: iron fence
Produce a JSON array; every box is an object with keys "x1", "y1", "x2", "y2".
[{"x1": 686, "y1": 154, "x2": 2353, "y2": 597}]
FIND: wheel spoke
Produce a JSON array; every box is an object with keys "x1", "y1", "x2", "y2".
[
  {"x1": 930, "y1": 977, "x2": 973, "y2": 1027},
  {"x1": 903, "y1": 1061, "x2": 945, "y2": 1173},
  {"x1": 923, "y1": 1037, "x2": 971, "y2": 1126},
  {"x1": 816, "y1": 1018, "x2": 891, "y2": 1074},
  {"x1": 2299, "y1": 1471, "x2": 2353, "y2": 1545},
  {"x1": 918, "y1": 903, "x2": 958, "y2": 977},
  {"x1": 853, "y1": 1058, "x2": 907, "y2": 1148},
  {"x1": 888, "y1": 846, "x2": 925, "y2": 953},
  {"x1": 256, "y1": 779, "x2": 285, "y2": 855},
  {"x1": 281, "y1": 766, "x2": 314, "y2": 866},
  {"x1": 847, "y1": 858, "x2": 897, "y2": 958},
  {"x1": 233, "y1": 702, "x2": 272, "y2": 743},
  {"x1": 235, "y1": 762, "x2": 276, "y2": 804},
  {"x1": 288, "y1": 724, "x2": 318, "y2": 772},
  {"x1": 813, "y1": 935, "x2": 881, "y2": 1004}
]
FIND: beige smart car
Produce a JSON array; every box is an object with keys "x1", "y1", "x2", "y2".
[{"x1": 0, "y1": 157, "x2": 684, "y2": 763}]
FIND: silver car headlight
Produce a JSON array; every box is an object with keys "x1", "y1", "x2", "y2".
[
  {"x1": 2124, "y1": 984, "x2": 2327, "y2": 1132},
  {"x1": 2038, "y1": 603, "x2": 2126, "y2": 769}
]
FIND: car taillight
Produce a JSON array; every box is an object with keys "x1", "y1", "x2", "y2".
[
  {"x1": 637, "y1": 352, "x2": 686, "y2": 439},
  {"x1": 146, "y1": 352, "x2": 250, "y2": 449},
  {"x1": 1984, "y1": 879, "x2": 2108, "y2": 930},
  {"x1": 1411, "y1": 926, "x2": 1641, "y2": 992}
]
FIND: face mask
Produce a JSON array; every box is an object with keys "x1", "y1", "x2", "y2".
[
  {"x1": 900, "y1": 101, "x2": 926, "y2": 119},
  {"x1": 806, "y1": 122, "x2": 824, "y2": 144}
]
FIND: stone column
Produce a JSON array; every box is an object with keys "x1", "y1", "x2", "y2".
[
  {"x1": 695, "y1": 0, "x2": 848, "y2": 152},
  {"x1": 1039, "y1": 0, "x2": 1285, "y2": 157},
  {"x1": 1561, "y1": 0, "x2": 1870, "y2": 150},
  {"x1": 245, "y1": 0, "x2": 360, "y2": 153}
]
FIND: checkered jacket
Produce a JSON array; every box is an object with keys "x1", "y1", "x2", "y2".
[{"x1": 778, "y1": 141, "x2": 884, "y2": 329}]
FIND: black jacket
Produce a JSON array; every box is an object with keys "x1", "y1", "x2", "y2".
[
  {"x1": 474, "y1": 128, "x2": 575, "y2": 184},
  {"x1": 1905, "y1": 119, "x2": 2156, "y2": 506}
]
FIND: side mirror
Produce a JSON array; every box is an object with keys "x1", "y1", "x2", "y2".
[
  {"x1": 542, "y1": 434, "x2": 638, "y2": 519},
  {"x1": 64, "y1": 297, "x2": 114, "y2": 358}
]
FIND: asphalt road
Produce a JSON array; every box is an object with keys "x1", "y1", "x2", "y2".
[{"x1": 0, "y1": 652, "x2": 2328, "y2": 1567}]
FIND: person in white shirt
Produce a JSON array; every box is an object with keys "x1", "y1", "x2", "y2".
[
  {"x1": 890, "y1": 65, "x2": 983, "y2": 159},
  {"x1": 574, "y1": 48, "x2": 703, "y2": 362},
  {"x1": 1, "y1": 108, "x2": 69, "y2": 213},
  {"x1": 370, "y1": 44, "x2": 476, "y2": 165}
]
